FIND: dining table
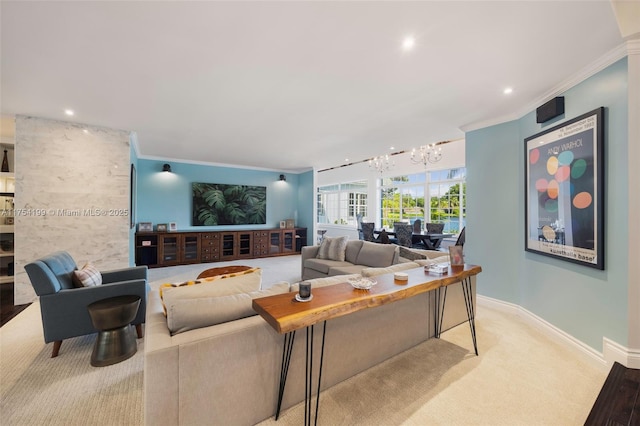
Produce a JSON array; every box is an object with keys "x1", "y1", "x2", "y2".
[{"x1": 373, "y1": 229, "x2": 453, "y2": 250}]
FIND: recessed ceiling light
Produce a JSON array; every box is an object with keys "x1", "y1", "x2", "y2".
[
  {"x1": 402, "y1": 36, "x2": 416, "y2": 51},
  {"x1": 64, "y1": 109, "x2": 74, "y2": 116},
  {"x1": 503, "y1": 87, "x2": 513, "y2": 95},
  {"x1": 83, "y1": 129, "x2": 89, "y2": 134},
  {"x1": 344, "y1": 158, "x2": 349, "y2": 162},
  {"x1": 389, "y1": 146, "x2": 395, "y2": 150}
]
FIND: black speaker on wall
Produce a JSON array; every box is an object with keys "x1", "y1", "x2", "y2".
[{"x1": 536, "y1": 96, "x2": 565, "y2": 123}]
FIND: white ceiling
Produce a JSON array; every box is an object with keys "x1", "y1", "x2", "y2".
[{"x1": 0, "y1": 1, "x2": 625, "y2": 172}]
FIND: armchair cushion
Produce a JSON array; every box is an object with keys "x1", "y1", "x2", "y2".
[{"x1": 72, "y1": 262, "x2": 102, "y2": 287}]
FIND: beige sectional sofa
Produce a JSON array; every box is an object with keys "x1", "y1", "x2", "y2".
[
  {"x1": 144, "y1": 263, "x2": 476, "y2": 426},
  {"x1": 301, "y1": 239, "x2": 400, "y2": 280}
]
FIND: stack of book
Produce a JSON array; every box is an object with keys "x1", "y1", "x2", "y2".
[{"x1": 426, "y1": 262, "x2": 449, "y2": 275}]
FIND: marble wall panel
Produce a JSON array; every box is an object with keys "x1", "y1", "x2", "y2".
[{"x1": 14, "y1": 116, "x2": 131, "y2": 304}]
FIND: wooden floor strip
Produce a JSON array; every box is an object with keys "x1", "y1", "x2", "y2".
[{"x1": 585, "y1": 362, "x2": 640, "y2": 426}]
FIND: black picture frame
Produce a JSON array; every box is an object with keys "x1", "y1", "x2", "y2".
[
  {"x1": 524, "y1": 107, "x2": 604, "y2": 270},
  {"x1": 130, "y1": 164, "x2": 136, "y2": 229}
]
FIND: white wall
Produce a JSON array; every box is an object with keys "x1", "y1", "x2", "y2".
[
  {"x1": 14, "y1": 116, "x2": 131, "y2": 304},
  {"x1": 315, "y1": 139, "x2": 465, "y2": 240}
]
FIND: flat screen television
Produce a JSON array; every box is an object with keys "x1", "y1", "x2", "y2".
[{"x1": 192, "y1": 182, "x2": 267, "y2": 226}]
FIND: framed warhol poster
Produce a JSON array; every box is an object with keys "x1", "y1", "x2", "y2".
[{"x1": 524, "y1": 107, "x2": 604, "y2": 270}]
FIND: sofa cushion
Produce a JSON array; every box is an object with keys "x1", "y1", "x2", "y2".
[
  {"x1": 160, "y1": 268, "x2": 262, "y2": 314},
  {"x1": 398, "y1": 246, "x2": 427, "y2": 261},
  {"x1": 304, "y1": 258, "x2": 352, "y2": 275},
  {"x1": 355, "y1": 242, "x2": 397, "y2": 267},
  {"x1": 344, "y1": 240, "x2": 364, "y2": 264},
  {"x1": 414, "y1": 256, "x2": 451, "y2": 267},
  {"x1": 361, "y1": 262, "x2": 420, "y2": 277},
  {"x1": 328, "y1": 265, "x2": 366, "y2": 276},
  {"x1": 291, "y1": 274, "x2": 361, "y2": 292},
  {"x1": 317, "y1": 236, "x2": 349, "y2": 261},
  {"x1": 166, "y1": 281, "x2": 290, "y2": 335},
  {"x1": 72, "y1": 262, "x2": 102, "y2": 287}
]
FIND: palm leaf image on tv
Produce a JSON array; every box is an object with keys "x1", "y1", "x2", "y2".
[{"x1": 193, "y1": 183, "x2": 266, "y2": 226}]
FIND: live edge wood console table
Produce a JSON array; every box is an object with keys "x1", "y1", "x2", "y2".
[{"x1": 252, "y1": 264, "x2": 482, "y2": 425}]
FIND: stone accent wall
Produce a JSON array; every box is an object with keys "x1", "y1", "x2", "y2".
[{"x1": 14, "y1": 116, "x2": 131, "y2": 304}]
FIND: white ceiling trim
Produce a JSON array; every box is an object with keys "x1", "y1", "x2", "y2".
[
  {"x1": 461, "y1": 42, "x2": 629, "y2": 134},
  {"x1": 137, "y1": 153, "x2": 311, "y2": 175}
]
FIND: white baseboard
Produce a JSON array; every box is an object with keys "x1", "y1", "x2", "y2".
[
  {"x1": 603, "y1": 338, "x2": 640, "y2": 369},
  {"x1": 476, "y1": 295, "x2": 636, "y2": 370}
]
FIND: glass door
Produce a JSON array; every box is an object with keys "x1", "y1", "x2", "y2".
[
  {"x1": 269, "y1": 231, "x2": 281, "y2": 254},
  {"x1": 182, "y1": 235, "x2": 200, "y2": 262},
  {"x1": 160, "y1": 235, "x2": 179, "y2": 264},
  {"x1": 282, "y1": 230, "x2": 294, "y2": 253}
]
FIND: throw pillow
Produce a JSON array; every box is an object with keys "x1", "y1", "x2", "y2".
[
  {"x1": 166, "y1": 281, "x2": 291, "y2": 335},
  {"x1": 398, "y1": 246, "x2": 427, "y2": 261},
  {"x1": 355, "y1": 242, "x2": 397, "y2": 267},
  {"x1": 160, "y1": 268, "x2": 262, "y2": 315},
  {"x1": 317, "y1": 236, "x2": 349, "y2": 261},
  {"x1": 72, "y1": 262, "x2": 102, "y2": 287}
]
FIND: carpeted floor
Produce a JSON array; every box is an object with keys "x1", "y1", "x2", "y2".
[{"x1": 1, "y1": 255, "x2": 609, "y2": 425}]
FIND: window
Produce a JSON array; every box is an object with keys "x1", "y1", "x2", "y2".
[
  {"x1": 428, "y1": 168, "x2": 466, "y2": 233},
  {"x1": 317, "y1": 181, "x2": 367, "y2": 226},
  {"x1": 380, "y1": 174, "x2": 425, "y2": 228},
  {"x1": 380, "y1": 169, "x2": 465, "y2": 233}
]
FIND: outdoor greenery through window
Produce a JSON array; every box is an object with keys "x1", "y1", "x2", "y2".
[
  {"x1": 317, "y1": 181, "x2": 367, "y2": 226},
  {"x1": 380, "y1": 168, "x2": 466, "y2": 233}
]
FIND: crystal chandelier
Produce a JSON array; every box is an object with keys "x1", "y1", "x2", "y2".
[
  {"x1": 368, "y1": 154, "x2": 394, "y2": 173},
  {"x1": 411, "y1": 143, "x2": 442, "y2": 166}
]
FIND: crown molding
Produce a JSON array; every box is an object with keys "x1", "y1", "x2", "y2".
[
  {"x1": 461, "y1": 41, "x2": 631, "y2": 134},
  {"x1": 628, "y1": 39, "x2": 640, "y2": 55},
  {"x1": 136, "y1": 153, "x2": 311, "y2": 175}
]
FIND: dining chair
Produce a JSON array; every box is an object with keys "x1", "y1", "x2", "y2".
[
  {"x1": 356, "y1": 214, "x2": 364, "y2": 240},
  {"x1": 426, "y1": 222, "x2": 445, "y2": 234},
  {"x1": 412, "y1": 219, "x2": 422, "y2": 234},
  {"x1": 361, "y1": 222, "x2": 375, "y2": 242},
  {"x1": 393, "y1": 223, "x2": 413, "y2": 247},
  {"x1": 455, "y1": 227, "x2": 466, "y2": 246}
]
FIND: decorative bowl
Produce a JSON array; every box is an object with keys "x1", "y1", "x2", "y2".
[{"x1": 347, "y1": 276, "x2": 377, "y2": 290}]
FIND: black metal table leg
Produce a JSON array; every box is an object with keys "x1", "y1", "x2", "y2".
[
  {"x1": 304, "y1": 322, "x2": 327, "y2": 426},
  {"x1": 276, "y1": 330, "x2": 296, "y2": 420},
  {"x1": 436, "y1": 278, "x2": 478, "y2": 356},
  {"x1": 461, "y1": 276, "x2": 478, "y2": 356},
  {"x1": 434, "y1": 285, "x2": 448, "y2": 338}
]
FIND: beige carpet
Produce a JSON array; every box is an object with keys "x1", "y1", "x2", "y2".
[{"x1": 1, "y1": 256, "x2": 607, "y2": 425}]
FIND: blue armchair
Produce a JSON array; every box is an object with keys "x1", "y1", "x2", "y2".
[{"x1": 25, "y1": 251, "x2": 149, "y2": 358}]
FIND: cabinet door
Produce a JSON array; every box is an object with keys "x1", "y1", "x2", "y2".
[
  {"x1": 236, "y1": 232, "x2": 253, "y2": 258},
  {"x1": 159, "y1": 235, "x2": 180, "y2": 265},
  {"x1": 282, "y1": 230, "x2": 295, "y2": 253},
  {"x1": 268, "y1": 230, "x2": 281, "y2": 255},
  {"x1": 220, "y1": 232, "x2": 236, "y2": 260},
  {"x1": 181, "y1": 234, "x2": 200, "y2": 263}
]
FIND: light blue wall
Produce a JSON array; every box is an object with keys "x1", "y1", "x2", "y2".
[
  {"x1": 136, "y1": 159, "x2": 309, "y2": 235},
  {"x1": 297, "y1": 170, "x2": 314, "y2": 246},
  {"x1": 466, "y1": 58, "x2": 629, "y2": 351}
]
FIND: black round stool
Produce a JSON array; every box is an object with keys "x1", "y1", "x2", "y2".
[{"x1": 87, "y1": 295, "x2": 141, "y2": 367}]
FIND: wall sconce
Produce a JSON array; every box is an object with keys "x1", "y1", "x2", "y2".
[
  {"x1": 279, "y1": 174, "x2": 286, "y2": 181},
  {"x1": 162, "y1": 163, "x2": 172, "y2": 172}
]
